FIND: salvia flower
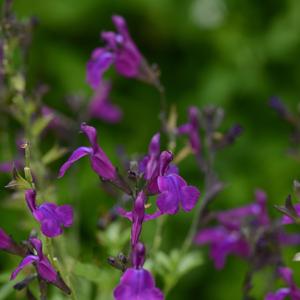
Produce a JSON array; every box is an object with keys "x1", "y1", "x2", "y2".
[
  {"x1": 59, "y1": 123, "x2": 116, "y2": 180},
  {"x1": 89, "y1": 80, "x2": 122, "y2": 123},
  {"x1": 195, "y1": 226, "x2": 250, "y2": 269},
  {"x1": 282, "y1": 203, "x2": 300, "y2": 225},
  {"x1": 87, "y1": 15, "x2": 143, "y2": 89},
  {"x1": 265, "y1": 267, "x2": 300, "y2": 300},
  {"x1": 11, "y1": 238, "x2": 57, "y2": 283},
  {"x1": 25, "y1": 189, "x2": 74, "y2": 238},
  {"x1": 114, "y1": 242, "x2": 164, "y2": 300},
  {"x1": 156, "y1": 173, "x2": 201, "y2": 214},
  {"x1": 195, "y1": 190, "x2": 269, "y2": 269},
  {"x1": 0, "y1": 228, "x2": 26, "y2": 256},
  {"x1": 177, "y1": 106, "x2": 201, "y2": 154}
]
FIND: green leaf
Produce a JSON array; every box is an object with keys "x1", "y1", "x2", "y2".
[
  {"x1": 0, "y1": 281, "x2": 15, "y2": 300},
  {"x1": 42, "y1": 145, "x2": 67, "y2": 165},
  {"x1": 73, "y1": 262, "x2": 102, "y2": 284},
  {"x1": 177, "y1": 251, "x2": 203, "y2": 276},
  {"x1": 32, "y1": 115, "x2": 53, "y2": 138}
]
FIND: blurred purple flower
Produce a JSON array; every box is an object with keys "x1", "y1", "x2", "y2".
[
  {"x1": 87, "y1": 15, "x2": 143, "y2": 89},
  {"x1": 25, "y1": 189, "x2": 74, "y2": 238},
  {"x1": 195, "y1": 226, "x2": 250, "y2": 269},
  {"x1": 156, "y1": 173, "x2": 200, "y2": 214},
  {"x1": 265, "y1": 267, "x2": 300, "y2": 300},
  {"x1": 89, "y1": 80, "x2": 122, "y2": 123},
  {"x1": 41, "y1": 106, "x2": 71, "y2": 132},
  {"x1": 177, "y1": 106, "x2": 201, "y2": 154},
  {"x1": 0, "y1": 159, "x2": 23, "y2": 173},
  {"x1": 114, "y1": 242, "x2": 164, "y2": 300},
  {"x1": 269, "y1": 97, "x2": 289, "y2": 118},
  {"x1": 11, "y1": 238, "x2": 57, "y2": 283},
  {"x1": 282, "y1": 203, "x2": 300, "y2": 225},
  {"x1": 59, "y1": 123, "x2": 116, "y2": 180},
  {"x1": 0, "y1": 228, "x2": 12, "y2": 250}
]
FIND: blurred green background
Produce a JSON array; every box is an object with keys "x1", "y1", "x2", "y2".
[{"x1": 1, "y1": 0, "x2": 300, "y2": 299}]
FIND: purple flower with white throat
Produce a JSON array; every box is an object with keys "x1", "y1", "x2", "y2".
[
  {"x1": 59, "y1": 123, "x2": 116, "y2": 180},
  {"x1": 89, "y1": 80, "x2": 122, "y2": 123},
  {"x1": 114, "y1": 242, "x2": 164, "y2": 300},
  {"x1": 87, "y1": 15, "x2": 143, "y2": 89},
  {"x1": 265, "y1": 267, "x2": 300, "y2": 300},
  {"x1": 11, "y1": 238, "x2": 57, "y2": 283},
  {"x1": 25, "y1": 189, "x2": 74, "y2": 238}
]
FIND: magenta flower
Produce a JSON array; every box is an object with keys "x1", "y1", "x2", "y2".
[
  {"x1": 265, "y1": 267, "x2": 300, "y2": 300},
  {"x1": 59, "y1": 123, "x2": 116, "y2": 180},
  {"x1": 156, "y1": 173, "x2": 200, "y2": 214},
  {"x1": 114, "y1": 243, "x2": 164, "y2": 300},
  {"x1": 282, "y1": 203, "x2": 300, "y2": 224},
  {"x1": 177, "y1": 106, "x2": 201, "y2": 154},
  {"x1": 195, "y1": 226, "x2": 250, "y2": 269},
  {"x1": 87, "y1": 15, "x2": 142, "y2": 89},
  {"x1": 11, "y1": 238, "x2": 57, "y2": 283},
  {"x1": 89, "y1": 80, "x2": 122, "y2": 123},
  {"x1": 0, "y1": 228, "x2": 12, "y2": 250},
  {"x1": 25, "y1": 189, "x2": 74, "y2": 238}
]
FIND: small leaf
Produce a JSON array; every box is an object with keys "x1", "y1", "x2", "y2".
[
  {"x1": 177, "y1": 251, "x2": 203, "y2": 276},
  {"x1": 73, "y1": 262, "x2": 102, "y2": 284},
  {"x1": 32, "y1": 115, "x2": 53, "y2": 137},
  {"x1": 42, "y1": 145, "x2": 67, "y2": 165}
]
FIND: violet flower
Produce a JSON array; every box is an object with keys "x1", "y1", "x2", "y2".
[
  {"x1": 265, "y1": 267, "x2": 300, "y2": 300},
  {"x1": 89, "y1": 80, "x2": 122, "y2": 123},
  {"x1": 87, "y1": 15, "x2": 143, "y2": 89},
  {"x1": 59, "y1": 123, "x2": 116, "y2": 180},
  {"x1": 195, "y1": 190, "x2": 269, "y2": 269},
  {"x1": 269, "y1": 97, "x2": 289, "y2": 118},
  {"x1": 282, "y1": 203, "x2": 300, "y2": 225},
  {"x1": 0, "y1": 228, "x2": 26, "y2": 257},
  {"x1": 177, "y1": 106, "x2": 201, "y2": 154},
  {"x1": 11, "y1": 238, "x2": 57, "y2": 283},
  {"x1": 195, "y1": 226, "x2": 250, "y2": 269},
  {"x1": 156, "y1": 173, "x2": 201, "y2": 215},
  {"x1": 114, "y1": 242, "x2": 164, "y2": 300},
  {"x1": 25, "y1": 189, "x2": 74, "y2": 238}
]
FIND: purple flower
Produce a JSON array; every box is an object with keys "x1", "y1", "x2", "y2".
[
  {"x1": 58, "y1": 123, "x2": 116, "y2": 180},
  {"x1": 156, "y1": 173, "x2": 200, "y2": 214},
  {"x1": 0, "y1": 228, "x2": 12, "y2": 250},
  {"x1": 114, "y1": 268, "x2": 164, "y2": 300},
  {"x1": 265, "y1": 267, "x2": 300, "y2": 300},
  {"x1": 87, "y1": 15, "x2": 143, "y2": 89},
  {"x1": 89, "y1": 80, "x2": 122, "y2": 123},
  {"x1": 177, "y1": 106, "x2": 201, "y2": 154},
  {"x1": 25, "y1": 189, "x2": 74, "y2": 238},
  {"x1": 11, "y1": 238, "x2": 58, "y2": 283},
  {"x1": 195, "y1": 226, "x2": 250, "y2": 269},
  {"x1": 114, "y1": 242, "x2": 164, "y2": 300},
  {"x1": 216, "y1": 189, "x2": 269, "y2": 230},
  {"x1": 269, "y1": 97, "x2": 289, "y2": 118},
  {"x1": 282, "y1": 203, "x2": 300, "y2": 225},
  {"x1": 41, "y1": 106, "x2": 71, "y2": 132},
  {"x1": 0, "y1": 159, "x2": 23, "y2": 173}
]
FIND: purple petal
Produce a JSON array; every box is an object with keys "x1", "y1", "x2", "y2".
[
  {"x1": 41, "y1": 219, "x2": 62, "y2": 237},
  {"x1": 279, "y1": 267, "x2": 294, "y2": 286},
  {"x1": 37, "y1": 258, "x2": 57, "y2": 283},
  {"x1": 159, "y1": 151, "x2": 173, "y2": 176},
  {"x1": 282, "y1": 203, "x2": 300, "y2": 225},
  {"x1": 55, "y1": 205, "x2": 74, "y2": 227},
  {"x1": 181, "y1": 185, "x2": 200, "y2": 212},
  {"x1": 0, "y1": 228, "x2": 12, "y2": 250},
  {"x1": 25, "y1": 189, "x2": 37, "y2": 214},
  {"x1": 58, "y1": 146, "x2": 92, "y2": 178},
  {"x1": 265, "y1": 289, "x2": 290, "y2": 300},
  {"x1": 11, "y1": 255, "x2": 38, "y2": 280},
  {"x1": 89, "y1": 81, "x2": 122, "y2": 123},
  {"x1": 114, "y1": 268, "x2": 164, "y2": 300},
  {"x1": 148, "y1": 133, "x2": 160, "y2": 157},
  {"x1": 156, "y1": 192, "x2": 179, "y2": 215},
  {"x1": 86, "y1": 48, "x2": 114, "y2": 89},
  {"x1": 29, "y1": 238, "x2": 43, "y2": 258}
]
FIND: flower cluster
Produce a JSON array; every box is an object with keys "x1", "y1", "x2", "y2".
[{"x1": 59, "y1": 124, "x2": 201, "y2": 299}]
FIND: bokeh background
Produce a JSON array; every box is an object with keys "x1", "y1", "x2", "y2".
[{"x1": 1, "y1": 0, "x2": 300, "y2": 299}]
